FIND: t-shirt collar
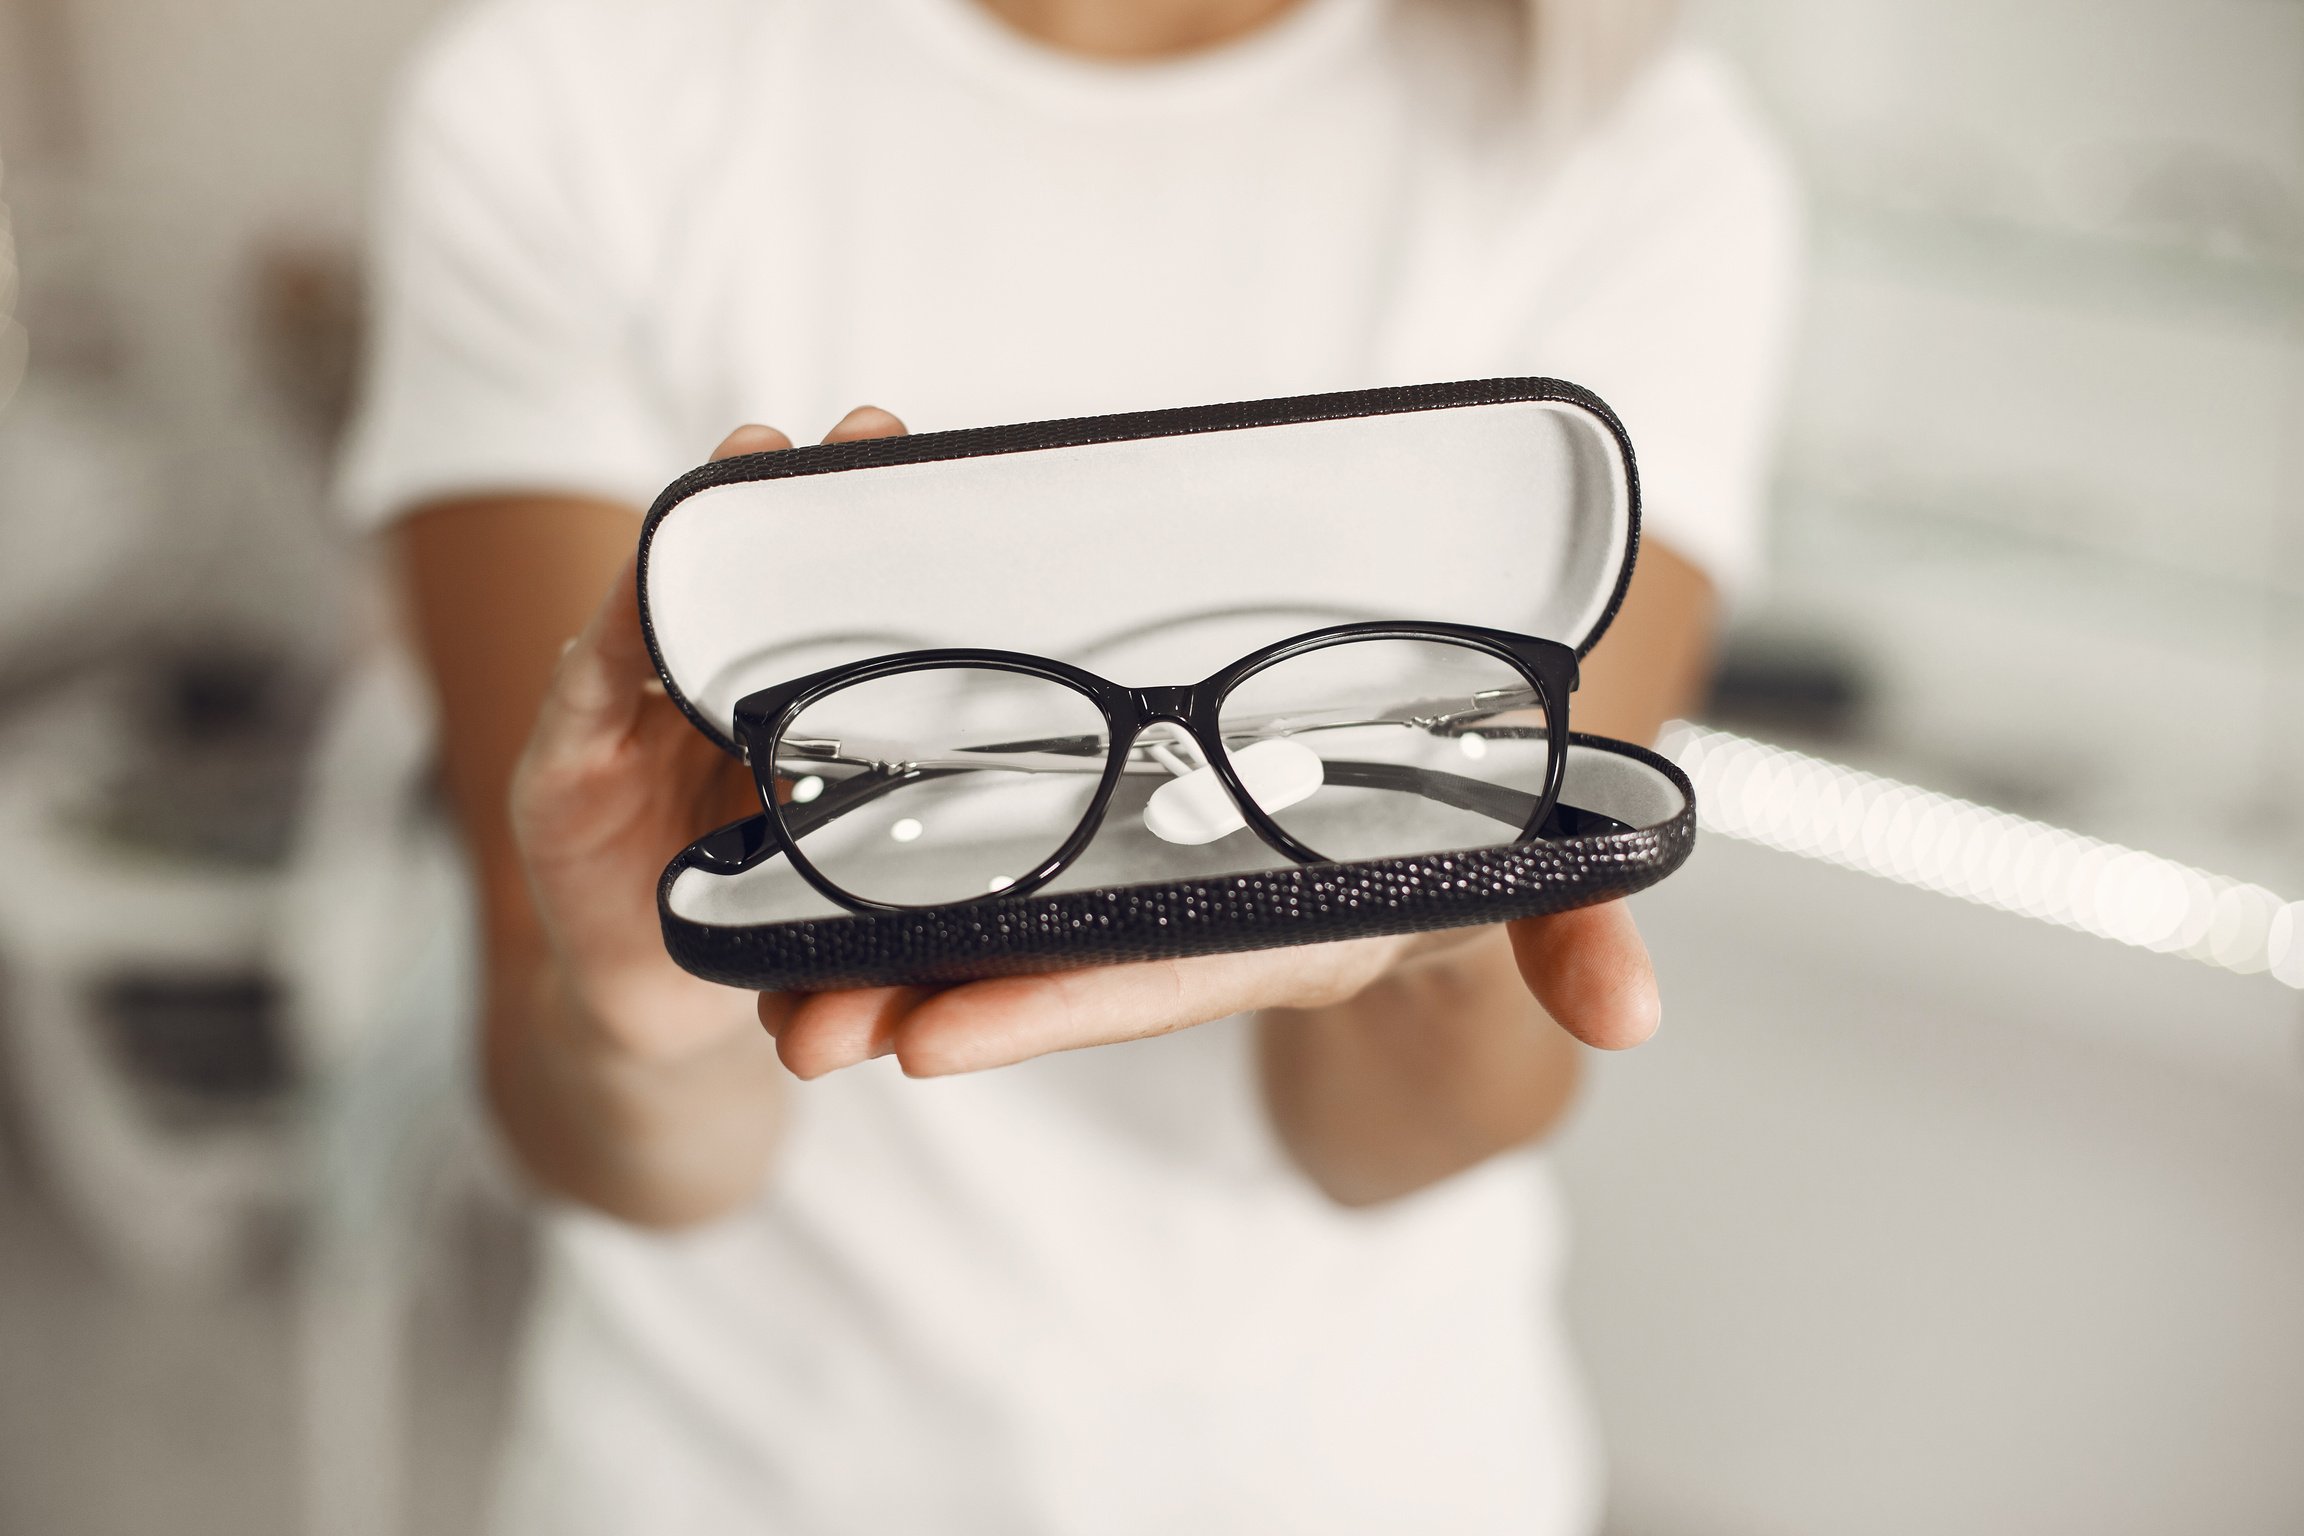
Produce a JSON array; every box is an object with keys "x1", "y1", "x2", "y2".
[{"x1": 882, "y1": 0, "x2": 1387, "y2": 115}]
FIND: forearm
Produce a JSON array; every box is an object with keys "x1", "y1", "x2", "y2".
[
  {"x1": 1258, "y1": 930, "x2": 1579, "y2": 1207},
  {"x1": 483, "y1": 946, "x2": 786, "y2": 1228},
  {"x1": 397, "y1": 495, "x2": 786, "y2": 1229}
]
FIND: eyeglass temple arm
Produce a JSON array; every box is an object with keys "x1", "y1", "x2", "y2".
[
  {"x1": 698, "y1": 758, "x2": 1627, "y2": 874},
  {"x1": 1269, "y1": 761, "x2": 1629, "y2": 839},
  {"x1": 775, "y1": 688, "x2": 1548, "y2": 775}
]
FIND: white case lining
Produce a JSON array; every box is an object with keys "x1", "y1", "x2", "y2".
[{"x1": 645, "y1": 399, "x2": 1631, "y2": 739}]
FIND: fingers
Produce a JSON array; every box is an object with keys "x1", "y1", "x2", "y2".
[
  {"x1": 712, "y1": 406, "x2": 906, "y2": 464},
  {"x1": 822, "y1": 405, "x2": 907, "y2": 443},
  {"x1": 551, "y1": 412, "x2": 889, "y2": 722},
  {"x1": 759, "y1": 961, "x2": 1244, "y2": 1080},
  {"x1": 756, "y1": 938, "x2": 1411, "y2": 1081},
  {"x1": 883, "y1": 941, "x2": 1397, "y2": 1078},
  {"x1": 878, "y1": 965, "x2": 1186, "y2": 1078},
  {"x1": 708, "y1": 406, "x2": 902, "y2": 475},
  {"x1": 760, "y1": 986, "x2": 933, "y2": 1080},
  {"x1": 711, "y1": 424, "x2": 793, "y2": 461},
  {"x1": 522, "y1": 555, "x2": 653, "y2": 766},
  {"x1": 521, "y1": 417, "x2": 810, "y2": 803},
  {"x1": 1506, "y1": 901, "x2": 1660, "y2": 1051}
]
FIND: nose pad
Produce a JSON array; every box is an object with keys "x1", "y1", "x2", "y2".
[{"x1": 1143, "y1": 738, "x2": 1325, "y2": 846}]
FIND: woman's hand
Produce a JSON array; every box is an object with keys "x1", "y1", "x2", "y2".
[
  {"x1": 510, "y1": 412, "x2": 914, "y2": 1063},
  {"x1": 446, "y1": 409, "x2": 903, "y2": 1225},
  {"x1": 508, "y1": 551, "x2": 761, "y2": 1058}
]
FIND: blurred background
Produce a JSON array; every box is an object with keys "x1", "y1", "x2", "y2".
[{"x1": 1, "y1": 1, "x2": 2301, "y2": 1533}]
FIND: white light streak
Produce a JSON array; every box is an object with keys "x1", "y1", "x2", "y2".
[{"x1": 1659, "y1": 722, "x2": 2303, "y2": 990}]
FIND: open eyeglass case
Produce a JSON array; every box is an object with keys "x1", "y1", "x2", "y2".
[{"x1": 640, "y1": 378, "x2": 1697, "y2": 992}]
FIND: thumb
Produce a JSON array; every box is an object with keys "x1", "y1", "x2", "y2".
[
  {"x1": 1506, "y1": 901, "x2": 1660, "y2": 1051},
  {"x1": 527, "y1": 555, "x2": 655, "y2": 760}
]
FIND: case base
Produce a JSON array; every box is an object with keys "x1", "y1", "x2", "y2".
[{"x1": 658, "y1": 734, "x2": 1693, "y2": 993}]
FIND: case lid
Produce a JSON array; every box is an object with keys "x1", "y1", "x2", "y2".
[{"x1": 639, "y1": 379, "x2": 1638, "y2": 753}]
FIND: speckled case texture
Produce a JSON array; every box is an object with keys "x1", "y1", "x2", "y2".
[{"x1": 640, "y1": 380, "x2": 1698, "y2": 992}]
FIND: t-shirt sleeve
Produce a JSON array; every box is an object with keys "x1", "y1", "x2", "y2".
[
  {"x1": 336, "y1": 1, "x2": 680, "y2": 526},
  {"x1": 1518, "y1": 51, "x2": 1805, "y2": 600}
]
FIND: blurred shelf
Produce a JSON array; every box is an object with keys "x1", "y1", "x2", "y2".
[
  {"x1": 1819, "y1": 199, "x2": 2304, "y2": 334},
  {"x1": 1749, "y1": 492, "x2": 2304, "y2": 886},
  {"x1": 1774, "y1": 476, "x2": 2304, "y2": 616}
]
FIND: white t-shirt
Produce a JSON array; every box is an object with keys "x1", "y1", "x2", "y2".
[{"x1": 342, "y1": 2, "x2": 1799, "y2": 1531}]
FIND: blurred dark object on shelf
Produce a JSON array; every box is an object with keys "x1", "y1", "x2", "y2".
[
  {"x1": 94, "y1": 969, "x2": 290, "y2": 1122},
  {"x1": 250, "y1": 239, "x2": 364, "y2": 449},
  {"x1": 1704, "y1": 633, "x2": 1871, "y2": 741},
  {"x1": 2064, "y1": 138, "x2": 2304, "y2": 268},
  {"x1": 0, "y1": 387, "x2": 170, "y2": 703},
  {"x1": 89, "y1": 640, "x2": 327, "y2": 869}
]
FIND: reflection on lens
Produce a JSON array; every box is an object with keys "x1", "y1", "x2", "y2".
[
  {"x1": 1216, "y1": 636, "x2": 1552, "y2": 861},
  {"x1": 775, "y1": 666, "x2": 1110, "y2": 907}
]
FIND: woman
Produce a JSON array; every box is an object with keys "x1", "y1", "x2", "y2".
[{"x1": 342, "y1": 0, "x2": 1799, "y2": 1529}]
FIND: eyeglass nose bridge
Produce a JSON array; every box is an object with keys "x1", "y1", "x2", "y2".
[{"x1": 1130, "y1": 684, "x2": 1199, "y2": 725}]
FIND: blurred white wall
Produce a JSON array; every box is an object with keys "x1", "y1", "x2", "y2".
[
  {"x1": 1562, "y1": 6, "x2": 2304, "y2": 1531},
  {"x1": 1564, "y1": 838, "x2": 2304, "y2": 1536}
]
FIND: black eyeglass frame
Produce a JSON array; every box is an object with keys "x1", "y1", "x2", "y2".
[{"x1": 729, "y1": 619, "x2": 1581, "y2": 917}]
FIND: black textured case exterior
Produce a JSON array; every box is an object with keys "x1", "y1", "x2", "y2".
[
  {"x1": 641, "y1": 379, "x2": 1697, "y2": 991},
  {"x1": 660, "y1": 736, "x2": 1696, "y2": 992}
]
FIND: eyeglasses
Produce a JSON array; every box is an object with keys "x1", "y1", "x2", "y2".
[{"x1": 728, "y1": 620, "x2": 1625, "y2": 914}]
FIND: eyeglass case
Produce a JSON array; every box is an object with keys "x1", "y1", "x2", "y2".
[{"x1": 639, "y1": 379, "x2": 1696, "y2": 992}]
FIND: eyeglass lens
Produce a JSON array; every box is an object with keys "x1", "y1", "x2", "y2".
[
  {"x1": 774, "y1": 666, "x2": 1111, "y2": 907},
  {"x1": 1215, "y1": 636, "x2": 1552, "y2": 863}
]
